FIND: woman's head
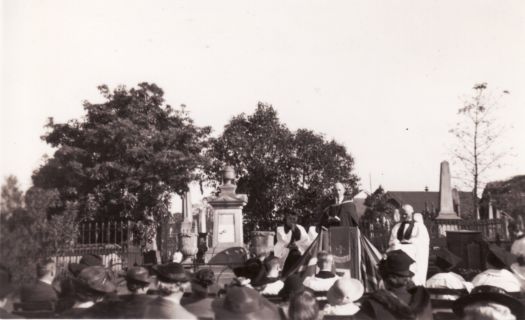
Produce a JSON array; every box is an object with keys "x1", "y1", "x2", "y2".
[
  {"x1": 74, "y1": 266, "x2": 116, "y2": 303},
  {"x1": 378, "y1": 249, "x2": 414, "y2": 288},
  {"x1": 383, "y1": 274, "x2": 412, "y2": 289},
  {"x1": 289, "y1": 290, "x2": 319, "y2": 320},
  {"x1": 152, "y1": 263, "x2": 191, "y2": 296},
  {"x1": 192, "y1": 269, "x2": 215, "y2": 295}
]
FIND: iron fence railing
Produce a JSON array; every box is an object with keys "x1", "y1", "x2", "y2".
[{"x1": 362, "y1": 218, "x2": 510, "y2": 252}]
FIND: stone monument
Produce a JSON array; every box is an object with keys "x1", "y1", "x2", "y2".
[
  {"x1": 180, "y1": 190, "x2": 198, "y2": 264},
  {"x1": 205, "y1": 166, "x2": 248, "y2": 264},
  {"x1": 436, "y1": 161, "x2": 461, "y2": 220}
]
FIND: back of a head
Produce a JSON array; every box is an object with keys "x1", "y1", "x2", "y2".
[
  {"x1": 192, "y1": 269, "x2": 215, "y2": 294},
  {"x1": 75, "y1": 266, "x2": 116, "y2": 302},
  {"x1": 265, "y1": 256, "x2": 281, "y2": 273},
  {"x1": 464, "y1": 302, "x2": 516, "y2": 320},
  {"x1": 384, "y1": 273, "x2": 412, "y2": 289},
  {"x1": 37, "y1": 258, "x2": 56, "y2": 279},
  {"x1": 153, "y1": 263, "x2": 191, "y2": 296},
  {"x1": 289, "y1": 290, "x2": 319, "y2": 320},
  {"x1": 317, "y1": 251, "x2": 333, "y2": 270},
  {"x1": 125, "y1": 266, "x2": 151, "y2": 293}
]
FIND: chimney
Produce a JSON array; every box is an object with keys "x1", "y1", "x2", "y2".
[{"x1": 437, "y1": 161, "x2": 461, "y2": 219}]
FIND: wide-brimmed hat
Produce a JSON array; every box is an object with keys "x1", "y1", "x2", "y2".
[
  {"x1": 453, "y1": 285, "x2": 524, "y2": 318},
  {"x1": 487, "y1": 244, "x2": 516, "y2": 269},
  {"x1": 435, "y1": 247, "x2": 462, "y2": 271},
  {"x1": 69, "y1": 254, "x2": 103, "y2": 276},
  {"x1": 76, "y1": 266, "x2": 116, "y2": 293},
  {"x1": 125, "y1": 266, "x2": 151, "y2": 285},
  {"x1": 212, "y1": 286, "x2": 280, "y2": 320},
  {"x1": 0, "y1": 265, "x2": 14, "y2": 299},
  {"x1": 152, "y1": 262, "x2": 191, "y2": 283},
  {"x1": 327, "y1": 278, "x2": 364, "y2": 305},
  {"x1": 379, "y1": 250, "x2": 414, "y2": 277}
]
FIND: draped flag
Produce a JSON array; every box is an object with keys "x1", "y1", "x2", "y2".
[{"x1": 283, "y1": 227, "x2": 382, "y2": 293}]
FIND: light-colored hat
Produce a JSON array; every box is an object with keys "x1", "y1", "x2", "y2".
[
  {"x1": 327, "y1": 278, "x2": 364, "y2": 305},
  {"x1": 511, "y1": 237, "x2": 525, "y2": 258}
]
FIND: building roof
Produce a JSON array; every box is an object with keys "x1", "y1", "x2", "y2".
[{"x1": 385, "y1": 190, "x2": 476, "y2": 218}]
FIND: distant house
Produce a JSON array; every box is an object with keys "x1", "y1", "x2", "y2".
[
  {"x1": 480, "y1": 175, "x2": 525, "y2": 219},
  {"x1": 384, "y1": 189, "x2": 476, "y2": 219}
]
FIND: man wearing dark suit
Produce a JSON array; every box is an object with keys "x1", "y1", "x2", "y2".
[{"x1": 20, "y1": 258, "x2": 58, "y2": 304}]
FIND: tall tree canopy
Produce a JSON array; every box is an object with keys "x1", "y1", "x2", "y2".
[
  {"x1": 0, "y1": 175, "x2": 24, "y2": 220},
  {"x1": 450, "y1": 83, "x2": 510, "y2": 215},
  {"x1": 0, "y1": 177, "x2": 77, "y2": 284},
  {"x1": 206, "y1": 103, "x2": 359, "y2": 237},
  {"x1": 32, "y1": 83, "x2": 211, "y2": 222},
  {"x1": 361, "y1": 185, "x2": 395, "y2": 224}
]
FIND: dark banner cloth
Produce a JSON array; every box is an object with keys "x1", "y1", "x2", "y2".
[{"x1": 284, "y1": 227, "x2": 381, "y2": 293}]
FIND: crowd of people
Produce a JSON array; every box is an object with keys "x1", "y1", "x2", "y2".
[
  {"x1": 1, "y1": 180, "x2": 525, "y2": 320},
  {"x1": 1, "y1": 239, "x2": 525, "y2": 319}
]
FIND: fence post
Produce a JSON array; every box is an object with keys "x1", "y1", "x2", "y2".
[{"x1": 88, "y1": 222, "x2": 92, "y2": 244}]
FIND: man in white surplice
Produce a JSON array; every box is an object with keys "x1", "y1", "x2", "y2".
[
  {"x1": 388, "y1": 205, "x2": 429, "y2": 285},
  {"x1": 413, "y1": 213, "x2": 430, "y2": 286},
  {"x1": 274, "y1": 211, "x2": 311, "y2": 276}
]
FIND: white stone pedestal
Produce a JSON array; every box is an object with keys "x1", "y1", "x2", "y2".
[{"x1": 205, "y1": 166, "x2": 248, "y2": 264}]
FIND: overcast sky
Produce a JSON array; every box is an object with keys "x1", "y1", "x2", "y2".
[{"x1": 1, "y1": 0, "x2": 524, "y2": 200}]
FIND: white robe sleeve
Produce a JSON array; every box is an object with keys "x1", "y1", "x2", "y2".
[
  {"x1": 388, "y1": 223, "x2": 402, "y2": 251},
  {"x1": 295, "y1": 224, "x2": 311, "y2": 255},
  {"x1": 411, "y1": 221, "x2": 430, "y2": 286},
  {"x1": 274, "y1": 226, "x2": 290, "y2": 260}
]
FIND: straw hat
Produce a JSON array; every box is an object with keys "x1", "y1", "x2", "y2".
[{"x1": 327, "y1": 278, "x2": 364, "y2": 305}]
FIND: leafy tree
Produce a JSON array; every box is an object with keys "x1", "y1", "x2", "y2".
[
  {"x1": 206, "y1": 103, "x2": 359, "y2": 239},
  {"x1": 361, "y1": 185, "x2": 395, "y2": 223},
  {"x1": 290, "y1": 129, "x2": 359, "y2": 226},
  {"x1": 0, "y1": 175, "x2": 24, "y2": 219},
  {"x1": 32, "y1": 83, "x2": 211, "y2": 223},
  {"x1": 450, "y1": 83, "x2": 511, "y2": 216},
  {"x1": 0, "y1": 177, "x2": 78, "y2": 284}
]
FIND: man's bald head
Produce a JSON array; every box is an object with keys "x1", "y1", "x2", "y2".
[
  {"x1": 401, "y1": 204, "x2": 414, "y2": 221},
  {"x1": 333, "y1": 182, "x2": 346, "y2": 198}
]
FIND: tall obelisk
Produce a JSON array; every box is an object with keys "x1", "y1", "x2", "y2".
[{"x1": 437, "y1": 161, "x2": 461, "y2": 219}]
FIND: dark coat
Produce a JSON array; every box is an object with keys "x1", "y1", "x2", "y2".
[
  {"x1": 355, "y1": 286, "x2": 433, "y2": 320},
  {"x1": 59, "y1": 307, "x2": 91, "y2": 319},
  {"x1": 85, "y1": 294, "x2": 155, "y2": 319},
  {"x1": 183, "y1": 297, "x2": 214, "y2": 320},
  {"x1": 142, "y1": 297, "x2": 196, "y2": 319},
  {"x1": 20, "y1": 281, "x2": 58, "y2": 303},
  {"x1": 319, "y1": 197, "x2": 359, "y2": 230},
  {"x1": 0, "y1": 308, "x2": 23, "y2": 319}
]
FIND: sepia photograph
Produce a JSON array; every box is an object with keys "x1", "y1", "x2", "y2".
[{"x1": 1, "y1": 1, "x2": 525, "y2": 319}]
